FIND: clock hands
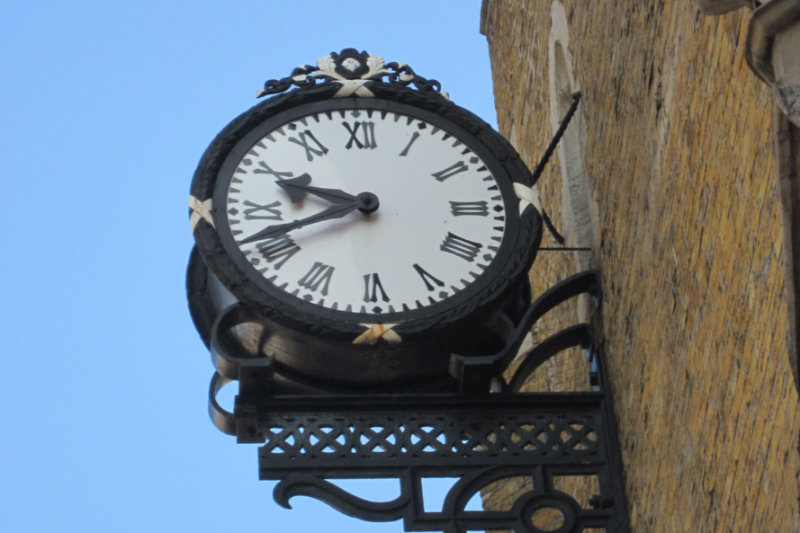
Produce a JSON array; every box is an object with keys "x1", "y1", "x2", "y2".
[
  {"x1": 239, "y1": 173, "x2": 379, "y2": 243},
  {"x1": 239, "y1": 201, "x2": 358, "y2": 243},
  {"x1": 276, "y1": 173, "x2": 359, "y2": 204}
]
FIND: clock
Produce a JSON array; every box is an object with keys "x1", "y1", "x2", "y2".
[{"x1": 189, "y1": 50, "x2": 542, "y2": 392}]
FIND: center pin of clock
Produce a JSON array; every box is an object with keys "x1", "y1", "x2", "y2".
[{"x1": 357, "y1": 192, "x2": 380, "y2": 214}]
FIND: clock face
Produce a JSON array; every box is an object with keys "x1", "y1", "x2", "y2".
[{"x1": 197, "y1": 95, "x2": 537, "y2": 338}]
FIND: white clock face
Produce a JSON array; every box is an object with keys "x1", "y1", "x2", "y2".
[{"x1": 221, "y1": 103, "x2": 507, "y2": 317}]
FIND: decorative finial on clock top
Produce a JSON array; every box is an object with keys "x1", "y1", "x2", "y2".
[{"x1": 256, "y1": 48, "x2": 446, "y2": 99}]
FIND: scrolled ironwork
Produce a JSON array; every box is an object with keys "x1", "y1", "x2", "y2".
[
  {"x1": 274, "y1": 474, "x2": 410, "y2": 522},
  {"x1": 257, "y1": 48, "x2": 444, "y2": 98},
  {"x1": 262, "y1": 458, "x2": 620, "y2": 532},
  {"x1": 449, "y1": 270, "x2": 602, "y2": 392},
  {"x1": 199, "y1": 267, "x2": 628, "y2": 531}
]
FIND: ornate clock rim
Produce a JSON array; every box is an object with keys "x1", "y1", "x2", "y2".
[{"x1": 190, "y1": 82, "x2": 541, "y2": 341}]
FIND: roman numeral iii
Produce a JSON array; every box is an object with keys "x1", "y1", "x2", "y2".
[
  {"x1": 449, "y1": 200, "x2": 489, "y2": 217},
  {"x1": 440, "y1": 232, "x2": 483, "y2": 262}
]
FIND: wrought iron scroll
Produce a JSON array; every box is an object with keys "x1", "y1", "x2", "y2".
[
  {"x1": 449, "y1": 270, "x2": 601, "y2": 393},
  {"x1": 212, "y1": 270, "x2": 629, "y2": 532},
  {"x1": 256, "y1": 48, "x2": 444, "y2": 98},
  {"x1": 245, "y1": 393, "x2": 619, "y2": 533}
]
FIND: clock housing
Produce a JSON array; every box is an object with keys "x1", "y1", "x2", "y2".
[{"x1": 188, "y1": 51, "x2": 542, "y2": 391}]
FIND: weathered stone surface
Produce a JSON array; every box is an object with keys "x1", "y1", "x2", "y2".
[
  {"x1": 482, "y1": 0, "x2": 800, "y2": 531},
  {"x1": 774, "y1": 22, "x2": 800, "y2": 126},
  {"x1": 746, "y1": 0, "x2": 800, "y2": 127},
  {"x1": 696, "y1": 0, "x2": 754, "y2": 15},
  {"x1": 776, "y1": 82, "x2": 800, "y2": 125}
]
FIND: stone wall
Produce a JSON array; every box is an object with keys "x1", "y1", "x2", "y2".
[{"x1": 481, "y1": 0, "x2": 800, "y2": 530}]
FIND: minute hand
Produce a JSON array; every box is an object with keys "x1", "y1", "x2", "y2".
[{"x1": 239, "y1": 201, "x2": 360, "y2": 243}]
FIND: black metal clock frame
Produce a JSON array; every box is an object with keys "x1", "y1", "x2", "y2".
[
  {"x1": 194, "y1": 96, "x2": 538, "y2": 339},
  {"x1": 190, "y1": 59, "x2": 539, "y2": 342},
  {"x1": 187, "y1": 50, "x2": 630, "y2": 532}
]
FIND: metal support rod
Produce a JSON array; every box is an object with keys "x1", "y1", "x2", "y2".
[
  {"x1": 539, "y1": 247, "x2": 593, "y2": 251},
  {"x1": 531, "y1": 91, "x2": 582, "y2": 186},
  {"x1": 530, "y1": 91, "x2": 582, "y2": 245}
]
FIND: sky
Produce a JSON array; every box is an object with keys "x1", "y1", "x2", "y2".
[{"x1": 0, "y1": 2, "x2": 499, "y2": 532}]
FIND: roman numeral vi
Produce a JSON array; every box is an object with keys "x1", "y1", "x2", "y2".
[{"x1": 363, "y1": 273, "x2": 390, "y2": 302}]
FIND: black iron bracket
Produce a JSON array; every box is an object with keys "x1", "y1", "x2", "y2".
[
  {"x1": 242, "y1": 388, "x2": 626, "y2": 533},
  {"x1": 208, "y1": 270, "x2": 629, "y2": 532},
  {"x1": 449, "y1": 270, "x2": 601, "y2": 393}
]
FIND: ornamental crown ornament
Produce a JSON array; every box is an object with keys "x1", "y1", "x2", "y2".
[{"x1": 256, "y1": 48, "x2": 446, "y2": 98}]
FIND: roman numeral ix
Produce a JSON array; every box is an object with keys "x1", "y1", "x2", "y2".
[{"x1": 243, "y1": 200, "x2": 283, "y2": 220}]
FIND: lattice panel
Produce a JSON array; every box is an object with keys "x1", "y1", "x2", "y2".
[{"x1": 259, "y1": 413, "x2": 602, "y2": 469}]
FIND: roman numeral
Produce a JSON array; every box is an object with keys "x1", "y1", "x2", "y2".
[
  {"x1": 256, "y1": 235, "x2": 300, "y2": 269},
  {"x1": 449, "y1": 200, "x2": 489, "y2": 217},
  {"x1": 297, "y1": 262, "x2": 335, "y2": 295},
  {"x1": 343, "y1": 121, "x2": 377, "y2": 149},
  {"x1": 253, "y1": 161, "x2": 293, "y2": 179},
  {"x1": 288, "y1": 130, "x2": 329, "y2": 161},
  {"x1": 242, "y1": 200, "x2": 283, "y2": 220},
  {"x1": 399, "y1": 131, "x2": 420, "y2": 156},
  {"x1": 363, "y1": 273, "x2": 390, "y2": 302},
  {"x1": 432, "y1": 161, "x2": 469, "y2": 181},
  {"x1": 412, "y1": 263, "x2": 445, "y2": 291},
  {"x1": 440, "y1": 232, "x2": 483, "y2": 262}
]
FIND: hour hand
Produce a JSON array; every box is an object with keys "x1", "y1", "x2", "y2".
[{"x1": 277, "y1": 173, "x2": 358, "y2": 204}]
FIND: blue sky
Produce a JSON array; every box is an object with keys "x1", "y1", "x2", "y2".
[{"x1": 0, "y1": 2, "x2": 497, "y2": 532}]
